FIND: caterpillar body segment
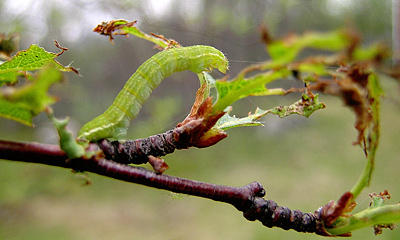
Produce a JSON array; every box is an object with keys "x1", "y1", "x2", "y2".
[{"x1": 78, "y1": 45, "x2": 228, "y2": 141}]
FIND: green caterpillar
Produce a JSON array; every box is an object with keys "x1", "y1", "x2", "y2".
[{"x1": 78, "y1": 45, "x2": 229, "y2": 141}]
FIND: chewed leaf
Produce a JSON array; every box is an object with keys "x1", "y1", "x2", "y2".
[
  {"x1": 0, "y1": 43, "x2": 78, "y2": 85},
  {"x1": 270, "y1": 93, "x2": 326, "y2": 118},
  {"x1": 214, "y1": 94, "x2": 325, "y2": 131},
  {"x1": 0, "y1": 66, "x2": 63, "y2": 125},
  {"x1": 93, "y1": 20, "x2": 137, "y2": 43},
  {"x1": 212, "y1": 69, "x2": 289, "y2": 112},
  {"x1": 215, "y1": 107, "x2": 265, "y2": 131},
  {"x1": 94, "y1": 19, "x2": 179, "y2": 49}
]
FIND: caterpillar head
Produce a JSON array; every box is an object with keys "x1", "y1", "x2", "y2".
[
  {"x1": 215, "y1": 53, "x2": 229, "y2": 74},
  {"x1": 209, "y1": 49, "x2": 229, "y2": 74},
  {"x1": 217, "y1": 56, "x2": 229, "y2": 74}
]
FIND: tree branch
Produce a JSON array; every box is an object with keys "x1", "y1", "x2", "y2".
[{"x1": 0, "y1": 139, "x2": 329, "y2": 236}]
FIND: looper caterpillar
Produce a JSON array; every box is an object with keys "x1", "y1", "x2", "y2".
[{"x1": 78, "y1": 45, "x2": 228, "y2": 141}]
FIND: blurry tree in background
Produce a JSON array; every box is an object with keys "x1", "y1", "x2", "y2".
[
  {"x1": 0, "y1": 0, "x2": 392, "y2": 118},
  {"x1": 0, "y1": 1, "x2": 399, "y2": 240},
  {"x1": 0, "y1": 0, "x2": 393, "y2": 140}
]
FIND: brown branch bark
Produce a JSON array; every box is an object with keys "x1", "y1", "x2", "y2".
[{"x1": 0, "y1": 139, "x2": 329, "y2": 236}]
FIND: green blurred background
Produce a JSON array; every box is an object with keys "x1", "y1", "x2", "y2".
[{"x1": 0, "y1": 0, "x2": 399, "y2": 239}]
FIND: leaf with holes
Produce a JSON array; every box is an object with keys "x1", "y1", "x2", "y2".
[
  {"x1": 212, "y1": 69, "x2": 289, "y2": 112},
  {"x1": 0, "y1": 66, "x2": 63, "y2": 126},
  {"x1": 0, "y1": 44, "x2": 77, "y2": 85}
]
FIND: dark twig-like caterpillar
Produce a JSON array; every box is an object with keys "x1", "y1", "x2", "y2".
[
  {"x1": 243, "y1": 198, "x2": 326, "y2": 235},
  {"x1": 96, "y1": 94, "x2": 228, "y2": 166},
  {"x1": 97, "y1": 118, "x2": 222, "y2": 165},
  {"x1": 78, "y1": 45, "x2": 229, "y2": 142},
  {"x1": 97, "y1": 131, "x2": 177, "y2": 165}
]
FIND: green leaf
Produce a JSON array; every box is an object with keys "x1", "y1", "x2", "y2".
[
  {"x1": 353, "y1": 43, "x2": 388, "y2": 61},
  {"x1": 215, "y1": 106, "x2": 264, "y2": 131},
  {"x1": 0, "y1": 66, "x2": 63, "y2": 125},
  {"x1": 266, "y1": 30, "x2": 352, "y2": 66},
  {"x1": 296, "y1": 62, "x2": 331, "y2": 76},
  {"x1": 0, "y1": 99, "x2": 33, "y2": 125},
  {"x1": 0, "y1": 44, "x2": 77, "y2": 85},
  {"x1": 212, "y1": 69, "x2": 290, "y2": 112}
]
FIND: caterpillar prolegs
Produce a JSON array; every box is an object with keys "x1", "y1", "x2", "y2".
[{"x1": 78, "y1": 45, "x2": 229, "y2": 142}]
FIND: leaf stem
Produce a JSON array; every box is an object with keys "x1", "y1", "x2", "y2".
[
  {"x1": 350, "y1": 154, "x2": 374, "y2": 199},
  {"x1": 350, "y1": 75, "x2": 381, "y2": 199},
  {"x1": 326, "y1": 204, "x2": 400, "y2": 236},
  {"x1": 122, "y1": 26, "x2": 169, "y2": 49}
]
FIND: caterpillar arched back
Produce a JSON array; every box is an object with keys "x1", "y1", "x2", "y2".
[{"x1": 78, "y1": 45, "x2": 229, "y2": 141}]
